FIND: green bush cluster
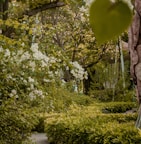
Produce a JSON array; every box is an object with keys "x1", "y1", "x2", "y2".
[
  {"x1": 32, "y1": 87, "x2": 93, "y2": 133},
  {"x1": 42, "y1": 85, "x2": 93, "y2": 113},
  {"x1": 89, "y1": 89, "x2": 136, "y2": 102},
  {"x1": 102, "y1": 102, "x2": 137, "y2": 113},
  {"x1": 35, "y1": 101, "x2": 138, "y2": 133},
  {"x1": 32, "y1": 115, "x2": 46, "y2": 133},
  {"x1": 0, "y1": 98, "x2": 38, "y2": 144},
  {"x1": 89, "y1": 89, "x2": 113, "y2": 102},
  {"x1": 45, "y1": 113, "x2": 141, "y2": 144},
  {"x1": 43, "y1": 101, "x2": 140, "y2": 144}
]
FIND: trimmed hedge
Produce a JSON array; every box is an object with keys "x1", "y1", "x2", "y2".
[
  {"x1": 45, "y1": 115, "x2": 141, "y2": 144},
  {"x1": 89, "y1": 90, "x2": 135, "y2": 102},
  {"x1": 102, "y1": 102, "x2": 137, "y2": 113},
  {"x1": 34, "y1": 102, "x2": 138, "y2": 133},
  {"x1": 44, "y1": 101, "x2": 139, "y2": 144}
]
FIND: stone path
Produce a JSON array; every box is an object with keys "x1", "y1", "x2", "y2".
[{"x1": 31, "y1": 133, "x2": 48, "y2": 144}]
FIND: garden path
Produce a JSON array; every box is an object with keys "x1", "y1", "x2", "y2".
[{"x1": 31, "y1": 133, "x2": 48, "y2": 144}]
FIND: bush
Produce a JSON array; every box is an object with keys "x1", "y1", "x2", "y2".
[
  {"x1": 89, "y1": 89, "x2": 136, "y2": 102},
  {"x1": 114, "y1": 90, "x2": 136, "y2": 102},
  {"x1": 36, "y1": 103, "x2": 137, "y2": 134},
  {"x1": 44, "y1": 102, "x2": 139, "y2": 144},
  {"x1": 42, "y1": 85, "x2": 93, "y2": 113},
  {"x1": 0, "y1": 98, "x2": 38, "y2": 144},
  {"x1": 89, "y1": 90, "x2": 112, "y2": 102},
  {"x1": 45, "y1": 114, "x2": 141, "y2": 144},
  {"x1": 32, "y1": 115, "x2": 46, "y2": 133},
  {"x1": 102, "y1": 102, "x2": 137, "y2": 113}
]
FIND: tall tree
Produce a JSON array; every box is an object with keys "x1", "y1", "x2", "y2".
[
  {"x1": 128, "y1": 0, "x2": 141, "y2": 128},
  {"x1": 0, "y1": 0, "x2": 65, "y2": 38}
]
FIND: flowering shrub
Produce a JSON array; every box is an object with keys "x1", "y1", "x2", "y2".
[
  {"x1": 0, "y1": 39, "x2": 88, "y2": 142},
  {"x1": 70, "y1": 61, "x2": 88, "y2": 80},
  {"x1": 0, "y1": 42, "x2": 87, "y2": 103}
]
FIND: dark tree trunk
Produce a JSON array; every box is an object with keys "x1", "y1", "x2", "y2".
[
  {"x1": 3, "y1": 0, "x2": 8, "y2": 20},
  {"x1": 0, "y1": 0, "x2": 9, "y2": 36}
]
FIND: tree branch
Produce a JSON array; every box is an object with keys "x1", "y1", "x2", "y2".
[
  {"x1": 84, "y1": 44, "x2": 108, "y2": 68},
  {"x1": 24, "y1": 1, "x2": 66, "y2": 17},
  {"x1": 3, "y1": 1, "x2": 66, "y2": 38}
]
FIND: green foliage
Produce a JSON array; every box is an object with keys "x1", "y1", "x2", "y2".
[
  {"x1": 0, "y1": 98, "x2": 38, "y2": 144},
  {"x1": 89, "y1": 89, "x2": 135, "y2": 102},
  {"x1": 89, "y1": 89, "x2": 113, "y2": 102},
  {"x1": 32, "y1": 115, "x2": 46, "y2": 132},
  {"x1": 89, "y1": 0, "x2": 132, "y2": 44},
  {"x1": 115, "y1": 90, "x2": 136, "y2": 102},
  {"x1": 40, "y1": 83, "x2": 93, "y2": 113},
  {"x1": 87, "y1": 60, "x2": 130, "y2": 102},
  {"x1": 44, "y1": 104, "x2": 140, "y2": 144},
  {"x1": 94, "y1": 113, "x2": 137, "y2": 123},
  {"x1": 102, "y1": 102, "x2": 137, "y2": 113}
]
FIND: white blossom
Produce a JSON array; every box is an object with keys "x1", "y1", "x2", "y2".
[
  {"x1": 29, "y1": 89, "x2": 44, "y2": 100},
  {"x1": 11, "y1": 89, "x2": 17, "y2": 95},
  {"x1": 23, "y1": 79, "x2": 27, "y2": 84},
  {"x1": 43, "y1": 79, "x2": 51, "y2": 83},
  {"x1": 28, "y1": 77, "x2": 34, "y2": 83},
  {"x1": 0, "y1": 46, "x2": 3, "y2": 52},
  {"x1": 20, "y1": 51, "x2": 31, "y2": 61},
  {"x1": 4, "y1": 49, "x2": 10, "y2": 57},
  {"x1": 70, "y1": 61, "x2": 88, "y2": 80},
  {"x1": 30, "y1": 84, "x2": 34, "y2": 90},
  {"x1": 29, "y1": 61, "x2": 36, "y2": 71},
  {"x1": 9, "y1": 89, "x2": 17, "y2": 97}
]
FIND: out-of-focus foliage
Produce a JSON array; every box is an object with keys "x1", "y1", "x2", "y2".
[{"x1": 89, "y1": 0, "x2": 132, "y2": 44}]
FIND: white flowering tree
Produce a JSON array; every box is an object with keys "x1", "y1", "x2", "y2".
[
  {"x1": 0, "y1": 0, "x2": 89, "y2": 103},
  {"x1": 0, "y1": 1, "x2": 93, "y2": 142}
]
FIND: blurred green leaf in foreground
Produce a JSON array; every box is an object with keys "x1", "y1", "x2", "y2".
[{"x1": 89, "y1": 0, "x2": 132, "y2": 44}]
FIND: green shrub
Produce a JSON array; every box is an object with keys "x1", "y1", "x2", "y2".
[
  {"x1": 45, "y1": 114, "x2": 141, "y2": 144},
  {"x1": 42, "y1": 85, "x2": 93, "y2": 113},
  {"x1": 44, "y1": 101, "x2": 139, "y2": 144},
  {"x1": 85, "y1": 113, "x2": 137, "y2": 124},
  {"x1": 102, "y1": 102, "x2": 137, "y2": 113},
  {"x1": 103, "y1": 123, "x2": 141, "y2": 144},
  {"x1": 32, "y1": 115, "x2": 46, "y2": 133},
  {"x1": 89, "y1": 89, "x2": 136, "y2": 102},
  {"x1": 114, "y1": 90, "x2": 136, "y2": 102},
  {"x1": 89, "y1": 90, "x2": 112, "y2": 102},
  {"x1": 0, "y1": 98, "x2": 38, "y2": 144},
  {"x1": 71, "y1": 94, "x2": 93, "y2": 106}
]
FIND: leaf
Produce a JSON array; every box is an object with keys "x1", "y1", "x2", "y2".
[{"x1": 89, "y1": 0, "x2": 132, "y2": 44}]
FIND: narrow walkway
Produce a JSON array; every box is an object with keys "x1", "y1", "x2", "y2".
[{"x1": 31, "y1": 133, "x2": 48, "y2": 144}]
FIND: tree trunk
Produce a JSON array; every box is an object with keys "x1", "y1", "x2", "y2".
[
  {"x1": 3, "y1": 0, "x2": 8, "y2": 20},
  {"x1": 128, "y1": 0, "x2": 141, "y2": 128}
]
